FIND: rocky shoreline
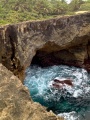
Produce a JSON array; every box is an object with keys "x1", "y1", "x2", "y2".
[
  {"x1": 0, "y1": 64, "x2": 63, "y2": 120},
  {"x1": 0, "y1": 12, "x2": 90, "y2": 119}
]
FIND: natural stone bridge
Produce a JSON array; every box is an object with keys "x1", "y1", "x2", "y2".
[
  {"x1": 0, "y1": 12, "x2": 90, "y2": 120},
  {"x1": 0, "y1": 13, "x2": 90, "y2": 82},
  {"x1": 0, "y1": 12, "x2": 90, "y2": 81}
]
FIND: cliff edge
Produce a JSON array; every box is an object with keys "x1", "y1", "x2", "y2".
[
  {"x1": 0, "y1": 64, "x2": 63, "y2": 120},
  {"x1": 0, "y1": 13, "x2": 90, "y2": 81}
]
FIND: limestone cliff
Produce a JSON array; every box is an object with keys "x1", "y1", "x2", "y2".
[
  {"x1": 0, "y1": 12, "x2": 90, "y2": 120},
  {"x1": 0, "y1": 12, "x2": 90, "y2": 81},
  {"x1": 0, "y1": 64, "x2": 63, "y2": 120}
]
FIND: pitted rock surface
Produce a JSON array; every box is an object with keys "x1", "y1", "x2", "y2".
[
  {"x1": 0, "y1": 13, "x2": 90, "y2": 81},
  {"x1": 0, "y1": 64, "x2": 63, "y2": 120}
]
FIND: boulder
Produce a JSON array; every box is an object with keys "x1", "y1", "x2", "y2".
[
  {"x1": 52, "y1": 79, "x2": 73, "y2": 89},
  {"x1": 54, "y1": 79, "x2": 73, "y2": 86}
]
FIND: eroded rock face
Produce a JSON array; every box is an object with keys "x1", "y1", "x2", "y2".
[
  {"x1": 0, "y1": 13, "x2": 90, "y2": 81},
  {"x1": 0, "y1": 64, "x2": 63, "y2": 120},
  {"x1": 31, "y1": 45, "x2": 87, "y2": 68}
]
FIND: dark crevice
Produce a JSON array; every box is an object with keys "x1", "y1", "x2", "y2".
[
  {"x1": 83, "y1": 39, "x2": 90, "y2": 71},
  {"x1": 31, "y1": 51, "x2": 59, "y2": 67},
  {"x1": 31, "y1": 50, "x2": 81, "y2": 68},
  {"x1": 7, "y1": 26, "x2": 18, "y2": 70},
  {"x1": 9, "y1": 35, "x2": 15, "y2": 61}
]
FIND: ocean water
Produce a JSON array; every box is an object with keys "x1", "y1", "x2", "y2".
[{"x1": 24, "y1": 65, "x2": 90, "y2": 120}]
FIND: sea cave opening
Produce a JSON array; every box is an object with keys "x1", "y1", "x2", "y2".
[{"x1": 24, "y1": 49, "x2": 90, "y2": 120}]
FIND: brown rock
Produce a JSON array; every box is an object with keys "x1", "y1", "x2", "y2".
[
  {"x1": 0, "y1": 13, "x2": 90, "y2": 81},
  {"x1": 0, "y1": 64, "x2": 63, "y2": 120},
  {"x1": 54, "y1": 79, "x2": 73, "y2": 86},
  {"x1": 52, "y1": 79, "x2": 73, "y2": 89}
]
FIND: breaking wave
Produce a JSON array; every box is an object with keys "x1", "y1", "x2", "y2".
[{"x1": 24, "y1": 65, "x2": 90, "y2": 120}]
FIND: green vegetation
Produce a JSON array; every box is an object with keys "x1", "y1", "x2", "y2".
[{"x1": 0, "y1": 0, "x2": 90, "y2": 25}]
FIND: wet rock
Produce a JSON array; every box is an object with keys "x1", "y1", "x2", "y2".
[
  {"x1": 52, "y1": 79, "x2": 73, "y2": 89},
  {"x1": 54, "y1": 79, "x2": 73, "y2": 86},
  {"x1": 0, "y1": 64, "x2": 63, "y2": 120}
]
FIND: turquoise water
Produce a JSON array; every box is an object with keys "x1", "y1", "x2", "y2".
[{"x1": 24, "y1": 65, "x2": 90, "y2": 120}]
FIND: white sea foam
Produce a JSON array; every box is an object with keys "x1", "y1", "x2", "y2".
[
  {"x1": 58, "y1": 110, "x2": 90, "y2": 120},
  {"x1": 24, "y1": 65, "x2": 90, "y2": 120},
  {"x1": 58, "y1": 111, "x2": 79, "y2": 120}
]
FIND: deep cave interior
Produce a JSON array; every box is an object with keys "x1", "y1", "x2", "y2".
[
  {"x1": 31, "y1": 48, "x2": 85, "y2": 68},
  {"x1": 30, "y1": 40, "x2": 90, "y2": 72}
]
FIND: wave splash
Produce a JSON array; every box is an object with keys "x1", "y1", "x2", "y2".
[{"x1": 24, "y1": 65, "x2": 90, "y2": 120}]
